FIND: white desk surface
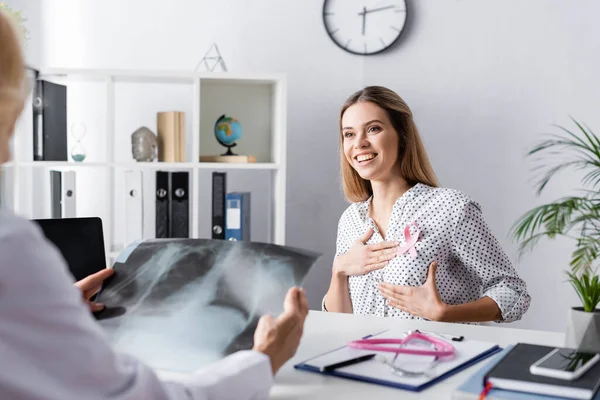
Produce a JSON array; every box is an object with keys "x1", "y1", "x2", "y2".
[{"x1": 270, "y1": 311, "x2": 564, "y2": 399}]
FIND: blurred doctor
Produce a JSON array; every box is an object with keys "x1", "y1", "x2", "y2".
[{"x1": 0, "y1": 10, "x2": 307, "y2": 400}]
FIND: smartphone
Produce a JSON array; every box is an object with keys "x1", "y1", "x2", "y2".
[{"x1": 529, "y1": 348, "x2": 600, "y2": 380}]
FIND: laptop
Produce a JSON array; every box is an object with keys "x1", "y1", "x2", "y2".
[{"x1": 33, "y1": 217, "x2": 107, "y2": 282}]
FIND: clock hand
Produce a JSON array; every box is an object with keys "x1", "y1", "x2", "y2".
[
  {"x1": 363, "y1": 5, "x2": 395, "y2": 14},
  {"x1": 359, "y1": 6, "x2": 366, "y2": 35},
  {"x1": 358, "y1": 4, "x2": 393, "y2": 36}
]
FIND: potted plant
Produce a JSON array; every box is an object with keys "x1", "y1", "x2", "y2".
[{"x1": 511, "y1": 118, "x2": 600, "y2": 353}]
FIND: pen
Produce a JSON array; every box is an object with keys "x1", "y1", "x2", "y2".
[
  {"x1": 414, "y1": 329, "x2": 464, "y2": 342},
  {"x1": 320, "y1": 353, "x2": 377, "y2": 372}
]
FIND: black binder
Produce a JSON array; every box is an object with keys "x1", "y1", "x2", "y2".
[
  {"x1": 211, "y1": 172, "x2": 226, "y2": 239},
  {"x1": 155, "y1": 171, "x2": 169, "y2": 238},
  {"x1": 32, "y1": 79, "x2": 68, "y2": 161},
  {"x1": 170, "y1": 171, "x2": 189, "y2": 238},
  {"x1": 155, "y1": 171, "x2": 189, "y2": 238}
]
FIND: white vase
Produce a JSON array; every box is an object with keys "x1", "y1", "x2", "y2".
[{"x1": 565, "y1": 307, "x2": 600, "y2": 353}]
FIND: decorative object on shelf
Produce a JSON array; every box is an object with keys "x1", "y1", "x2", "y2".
[
  {"x1": 194, "y1": 43, "x2": 228, "y2": 72},
  {"x1": 131, "y1": 126, "x2": 158, "y2": 162},
  {"x1": 215, "y1": 114, "x2": 241, "y2": 156},
  {"x1": 322, "y1": 0, "x2": 407, "y2": 56},
  {"x1": 157, "y1": 111, "x2": 185, "y2": 162},
  {"x1": 70, "y1": 122, "x2": 87, "y2": 162},
  {"x1": 510, "y1": 117, "x2": 600, "y2": 353},
  {"x1": 0, "y1": 3, "x2": 29, "y2": 40},
  {"x1": 200, "y1": 114, "x2": 256, "y2": 163}
]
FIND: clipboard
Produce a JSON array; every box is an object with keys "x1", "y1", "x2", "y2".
[{"x1": 294, "y1": 327, "x2": 501, "y2": 392}]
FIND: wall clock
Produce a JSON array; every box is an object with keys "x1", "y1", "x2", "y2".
[{"x1": 322, "y1": 0, "x2": 408, "y2": 56}]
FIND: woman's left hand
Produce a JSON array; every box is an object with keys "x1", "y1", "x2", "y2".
[{"x1": 378, "y1": 261, "x2": 446, "y2": 321}]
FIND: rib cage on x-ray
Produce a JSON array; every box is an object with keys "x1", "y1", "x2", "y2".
[{"x1": 95, "y1": 238, "x2": 320, "y2": 373}]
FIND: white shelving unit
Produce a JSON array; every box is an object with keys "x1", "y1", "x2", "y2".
[{"x1": 2, "y1": 68, "x2": 287, "y2": 264}]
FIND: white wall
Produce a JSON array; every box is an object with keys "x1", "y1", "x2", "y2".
[{"x1": 10, "y1": 0, "x2": 600, "y2": 333}]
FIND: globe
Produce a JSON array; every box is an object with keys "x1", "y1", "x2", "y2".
[{"x1": 214, "y1": 115, "x2": 242, "y2": 156}]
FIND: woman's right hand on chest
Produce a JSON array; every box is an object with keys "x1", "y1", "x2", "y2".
[{"x1": 333, "y1": 228, "x2": 399, "y2": 277}]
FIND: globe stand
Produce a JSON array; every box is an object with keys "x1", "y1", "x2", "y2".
[{"x1": 218, "y1": 141, "x2": 238, "y2": 157}]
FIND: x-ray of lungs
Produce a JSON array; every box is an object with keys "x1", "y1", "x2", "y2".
[{"x1": 95, "y1": 238, "x2": 320, "y2": 373}]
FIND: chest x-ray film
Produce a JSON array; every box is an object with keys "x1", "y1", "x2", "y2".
[{"x1": 95, "y1": 238, "x2": 320, "y2": 373}]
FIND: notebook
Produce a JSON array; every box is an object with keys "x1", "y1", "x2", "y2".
[
  {"x1": 453, "y1": 345, "x2": 600, "y2": 400},
  {"x1": 294, "y1": 327, "x2": 500, "y2": 392},
  {"x1": 483, "y1": 343, "x2": 600, "y2": 400}
]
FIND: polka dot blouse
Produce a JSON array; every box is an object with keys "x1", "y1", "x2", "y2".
[{"x1": 328, "y1": 183, "x2": 531, "y2": 323}]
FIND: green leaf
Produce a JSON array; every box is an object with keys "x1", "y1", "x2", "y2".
[
  {"x1": 514, "y1": 118, "x2": 600, "y2": 311},
  {"x1": 510, "y1": 197, "x2": 595, "y2": 253},
  {"x1": 567, "y1": 270, "x2": 600, "y2": 312}
]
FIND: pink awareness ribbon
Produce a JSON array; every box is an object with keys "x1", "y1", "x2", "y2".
[{"x1": 397, "y1": 222, "x2": 420, "y2": 259}]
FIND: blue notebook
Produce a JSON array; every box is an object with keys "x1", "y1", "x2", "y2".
[
  {"x1": 453, "y1": 346, "x2": 600, "y2": 400},
  {"x1": 294, "y1": 327, "x2": 500, "y2": 392}
]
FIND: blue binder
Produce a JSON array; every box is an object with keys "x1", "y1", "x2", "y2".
[{"x1": 225, "y1": 192, "x2": 250, "y2": 241}]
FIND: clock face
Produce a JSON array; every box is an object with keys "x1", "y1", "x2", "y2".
[{"x1": 323, "y1": 0, "x2": 407, "y2": 56}]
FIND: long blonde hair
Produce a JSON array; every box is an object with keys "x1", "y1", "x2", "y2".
[
  {"x1": 339, "y1": 86, "x2": 439, "y2": 203},
  {"x1": 0, "y1": 9, "x2": 28, "y2": 131}
]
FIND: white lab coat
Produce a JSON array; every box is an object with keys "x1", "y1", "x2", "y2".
[{"x1": 0, "y1": 210, "x2": 273, "y2": 399}]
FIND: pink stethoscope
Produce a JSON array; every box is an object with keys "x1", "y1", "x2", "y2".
[{"x1": 348, "y1": 331, "x2": 456, "y2": 357}]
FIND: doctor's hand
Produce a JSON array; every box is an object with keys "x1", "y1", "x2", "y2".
[
  {"x1": 377, "y1": 261, "x2": 446, "y2": 321},
  {"x1": 74, "y1": 268, "x2": 114, "y2": 312},
  {"x1": 253, "y1": 287, "x2": 309, "y2": 375},
  {"x1": 333, "y1": 228, "x2": 399, "y2": 277}
]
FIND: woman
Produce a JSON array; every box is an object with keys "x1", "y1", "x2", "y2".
[
  {"x1": 323, "y1": 86, "x2": 530, "y2": 323},
  {"x1": 0, "y1": 10, "x2": 307, "y2": 399}
]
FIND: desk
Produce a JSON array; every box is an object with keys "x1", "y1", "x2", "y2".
[{"x1": 270, "y1": 311, "x2": 564, "y2": 399}]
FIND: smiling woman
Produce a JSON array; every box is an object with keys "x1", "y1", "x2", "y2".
[{"x1": 323, "y1": 86, "x2": 531, "y2": 325}]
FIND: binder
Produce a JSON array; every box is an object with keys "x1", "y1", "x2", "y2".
[
  {"x1": 295, "y1": 327, "x2": 500, "y2": 393},
  {"x1": 33, "y1": 80, "x2": 68, "y2": 161},
  {"x1": 50, "y1": 170, "x2": 76, "y2": 218},
  {"x1": 124, "y1": 170, "x2": 144, "y2": 245},
  {"x1": 155, "y1": 171, "x2": 189, "y2": 239},
  {"x1": 170, "y1": 171, "x2": 189, "y2": 238},
  {"x1": 211, "y1": 172, "x2": 226, "y2": 239},
  {"x1": 155, "y1": 171, "x2": 169, "y2": 238},
  {"x1": 225, "y1": 192, "x2": 250, "y2": 241}
]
